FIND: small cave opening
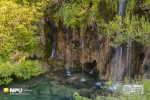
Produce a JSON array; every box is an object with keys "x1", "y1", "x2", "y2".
[
  {"x1": 139, "y1": 52, "x2": 145, "y2": 61},
  {"x1": 84, "y1": 60, "x2": 98, "y2": 74}
]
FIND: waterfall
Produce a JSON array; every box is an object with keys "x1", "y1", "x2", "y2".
[
  {"x1": 65, "y1": 66, "x2": 71, "y2": 76},
  {"x1": 81, "y1": 37, "x2": 84, "y2": 75},
  {"x1": 65, "y1": 27, "x2": 71, "y2": 76},
  {"x1": 113, "y1": 46, "x2": 122, "y2": 81},
  {"x1": 112, "y1": 0, "x2": 126, "y2": 82},
  {"x1": 89, "y1": 69, "x2": 93, "y2": 74},
  {"x1": 46, "y1": 14, "x2": 56, "y2": 59},
  {"x1": 81, "y1": 37, "x2": 86, "y2": 82},
  {"x1": 126, "y1": 36, "x2": 132, "y2": 77},
  {"x1": 48, "y1": 21, "x2": 55, "y2": 58},
  {"x1": 119, "y1": 0, "x2": 126, "y2": 17},
  {"x1": 50, "y1": 48, "x2": 55, "y2": 58}
]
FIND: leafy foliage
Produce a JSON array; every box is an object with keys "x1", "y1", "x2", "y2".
[
  {"x1": 0, "y1": 60, "x2": 43, "y2": 85},
  {"x1": 57, "y1": 0, "x2": 150, "y2": 47},
  {"x1": 102, "y1": 14, "x2": 150, "y2": 47},
  {"x1": 126, "y1": 0, "x2": 137, "y2": 14},
  {"x1": 0, "y1": 0, "x2": 44, "y2": 85},
  {"x1": 100, "y1": 0, "x2": 150, "y2": 47},
  {"x1": 74, "y1": 79, "x2": 150, "y2": 100},
  {"x1": 140, "y1": 0, "x2": 150, "y2": 10},
  {"x1": 58, "y1": 0, "x2": 100, "y2": 36},
  {"x1": 0, "y1": 0, "x2": 43, "y2": 60},
  {"x1": 59, "y1": 0, "x2": 100, "y2": 28},
  {"x1": 73, "y1": 92, "x2": 91, "y2": 100}
]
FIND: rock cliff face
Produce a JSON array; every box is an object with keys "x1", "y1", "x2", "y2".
[{"x1": 43, "y1": 20, "x2": 150, "y2": 81}]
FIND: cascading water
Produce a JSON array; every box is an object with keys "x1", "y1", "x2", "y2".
[
  {"x1": 89, "y1": 69, "x2": 93, "y2": 74},
  {"x1": 48, "y1": 20, "x2": 55, "y2": 58},
  {"x1": 126, "y1": 36, "x2": 132, "y2": 77},
  {"x1": 80, "y1": 37, "x2": 86, "y2": 82},
  {"x1": 112, "y1": 0, "x2": 126, "y2": 82},
  {"x1": 65, "y1": 27, "x2": 71, "y2": 76},
  {"x1": 65, "y1": 65, "x2": 71, "y2": 76},
  {"x1": 113, "y1": 46, "x2": 122, "y2": 81},
  {"x1": 119, "y1": 0, "x2": 126, "y2": 18},
  {"x1": 50, "y1": 48, "x2": 55, "y2": 58}
]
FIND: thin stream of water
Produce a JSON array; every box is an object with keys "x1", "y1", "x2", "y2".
[
  {"x1": 82, "y1": 37, "x2": 84, "y2": 76},
  {"x1": 50, "y1": 48, "x2": 55, "y2": 58},
  {"x1": 81, "y1": 37, "x2": 86, "y2": 82},
  {"x1": 49, "y1": 20, "x2": 55, "y2": 58},
  {"x1": 65, "y1": 27, "x2": 71, "y2": 76}
]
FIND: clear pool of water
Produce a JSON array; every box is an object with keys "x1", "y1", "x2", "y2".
[{"x1": 0, "y1": 69, "x2": 101, "y2": 100}]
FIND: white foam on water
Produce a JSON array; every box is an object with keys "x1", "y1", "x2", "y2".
[
  {"x1": 89, "y1": 70, "x2": 93, "y2": 74},
  {"x1": 80, "y1": 78, "x2": 86, "y2": 82},
  {"x1": 66, "y1": 73, "x2": 71, "y2": 76},
  {"x1": 95, "y1": 82, "x2": 102, "y2": 86},
  {"x1": 71, "y1": 77, "x2": 78, "y2": 80}
]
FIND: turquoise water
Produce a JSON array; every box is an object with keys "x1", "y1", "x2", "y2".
[{"x1": 0, "y1": 69, "x2": 101, "y2": 100}]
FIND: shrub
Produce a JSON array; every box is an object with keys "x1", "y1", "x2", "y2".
[
  {"x1": 0, "y1": 60, "x2": 43, "y2": 85},
  {"x1": 73, "y1": 78, "x2": 150, "y2": 100}
]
